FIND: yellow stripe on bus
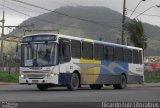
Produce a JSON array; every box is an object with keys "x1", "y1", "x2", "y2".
[
  {"x1": 80, "y1": 58, "x2": 101, "y2": 84},
  {"x1": 83, "y1": 39, "x2": 94, "y2": 43}
]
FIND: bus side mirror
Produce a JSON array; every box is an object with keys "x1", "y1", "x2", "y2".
[
  {"x1": 14, "y1": 43, "x2": 21, "y2": 64},
  {"x1": 59, "y1": 56, "x2": 64, "y2": 64}
]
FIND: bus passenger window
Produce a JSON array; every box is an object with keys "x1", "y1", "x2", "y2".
[
  {"x1": 139, "y1": 50, "x2": 143, "y2": 64},
  {"x1": 133, "y1": 50, "x2": 139, "y2": 64},
  {"x1": 71, "y1": 40, "x2": 81, "y2": 58},
  {"x1": 105, "y1": 46, "x2": 114, "y2": 61},
  {"x1": 82, "y1": 42, "x2": 93, "y2": 59},
  {"x1": 94, "y1": 44, "x2": 104, "y2": 60},
  {"x1": 114, "y1": 47, "x2": 124, "y2": 62},
  {"x1": 124, "y1": 49, "x2": 132, "y2": 63}
]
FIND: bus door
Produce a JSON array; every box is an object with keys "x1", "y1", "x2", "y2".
[{"x1": 59, "y1": 38, "x2": 71, "y2": 74}]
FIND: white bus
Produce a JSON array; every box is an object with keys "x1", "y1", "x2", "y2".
[{"x1": 19, "y1": 33, "x2": 144, "y2": 91}]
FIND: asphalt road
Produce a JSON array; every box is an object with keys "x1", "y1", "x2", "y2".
[{"x1": 0, "y1": 84, "x2": 160, "y2": 102}]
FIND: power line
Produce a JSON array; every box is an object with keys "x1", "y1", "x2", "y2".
[
  {"x1": 127, "y1": 8, "x2": 160, "y2": 18},
  {"x1": 0, "y1": 0, "x2": 63, "y2": 24},
  {"x1": 0, "y1": 2, "x2": 121, "y2": 37},
  {"x1": 2, "y1": 0, "x2": 88, "y2": 24},
  {"x1": 133, "y1": 5, "x2": 160, "y2": 19},
  {"x1": 0, "y1": 3, "x2": 86, "y2": 30},
  {"x1": 9, "y1": 0, "x2": 118, "y2": 29},
  {"x1": 128, "y1": 0, "x2": 145, "y2": 19},
  {"x1": 3, "y1": 0, "x2": 121, "y2": 30},
  {"x1": 3, "y1": 0, "x2": 47, "y2": 14}
]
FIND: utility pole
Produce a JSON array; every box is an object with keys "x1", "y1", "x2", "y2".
[
  {"x1": 1, "y1": 10, "x2": 5, "y2": 69},
  {"x1": 0, "y1": 11, "x2": 34, "y2": 70},
  {"x1": 121, "y1": 0, "x2": 126, "y2": 45}
]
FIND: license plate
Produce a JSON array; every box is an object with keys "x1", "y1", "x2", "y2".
[{"x1": 32, "y1": 80, "x2": 38, "y2": 83}]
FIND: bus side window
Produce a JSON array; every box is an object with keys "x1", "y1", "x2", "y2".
[
  {"x1": 94, "y1": 44, "x2": 104, "y2": 60},
  {"x1": 105, "y1": 46, "x2": 114, "y2": 61},
  {"x1": 71, "y1": 40, "x2": 81, "y2": 58},
  {"x1": 139, "y1": 50, "x2": 142, "y2": 64},
  {"x1": 133, "y1": 50, "x2": 139, "y2": 64},
  {"x1": 114, "y1": 47, "x2": 124, "y2": 62},
  {"x1": 82, "y1": 42, "x2": 93, "y2": 59},
  {"x1": 59, "y1": 38, "x2": 71, "y2": 63},
  {"x1": 124, "y1": 49, "x2": 132, "y2": 63}
]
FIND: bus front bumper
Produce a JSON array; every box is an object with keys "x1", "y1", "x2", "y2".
[{"x1": 19, "y1": 77, "x2": 58, "y2": 85}]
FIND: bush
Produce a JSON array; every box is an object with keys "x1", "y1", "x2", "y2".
[
  {"x1": 156, "y1": 68, "x2": 160, "y2": 73},
  {"x1": 145, "y1": 71, "x2": 160, "y2": 83},
  {"x1": 0, "y1": 72, "x2": 19, "y2": 83}
]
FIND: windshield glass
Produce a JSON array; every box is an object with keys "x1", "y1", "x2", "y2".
[{"x1": 21, "y1": 42, "x2": 58, "y2": 67}]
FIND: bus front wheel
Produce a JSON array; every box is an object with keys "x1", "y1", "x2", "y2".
[
  {"x1": 37, "y1": 84, "x2": 48, "y2": 91},
  {"x1": 113, "y1": 75, "x2": 127, "y2": 89},
  {"x1": 67, "y1": 73, "x2": 80, "y2": 90}
]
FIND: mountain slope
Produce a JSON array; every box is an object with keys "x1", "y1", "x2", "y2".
[{"x1": 10, "y1": 6, "x2": 160, "y2": 56}]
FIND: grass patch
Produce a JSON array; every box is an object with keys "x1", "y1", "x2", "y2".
[
  {"x1": 145, "y1": 72, "x2": 160, "y2": 83},
  {"x1": 0, "y1": 71, "x2": 159, "y2": 83},
  {"x1": 0, "y1": 72, "x2": 19, "y2": 83}
]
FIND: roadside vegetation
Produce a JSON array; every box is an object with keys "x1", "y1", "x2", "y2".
[
  {"x1": 0, "y1": 72, "x2": 19, "y2": 83},
  {"x1": 144, "y1": 71, "x2": 160, "y2": 83},
  {"x1": 0, "y1": 71, "x2": 159, "y2": 83}
]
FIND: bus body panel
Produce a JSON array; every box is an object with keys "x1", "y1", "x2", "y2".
[
  {"x1": 127, "y1": 63, "x2": 144, "y2": 84},
  {"x1": 58, "y1": 59, "x2": 81, "y2": 85},
  {"x1": 19, "y1": 66, "x2": 59, "y2": 85}
]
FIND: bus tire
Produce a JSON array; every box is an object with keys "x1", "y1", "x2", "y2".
[
  {"x1": 113, "y1": 75, "x2": 127, "y2": 89},
  {"x1": 37, "y1": 84, "x2": 48, "y2": 91},
  {"x1": 67, "y1": 73, "x2": 79, "y2": 90},
  {"x1": 90, "y1": 84, "x2": 103, "y2": 90}
]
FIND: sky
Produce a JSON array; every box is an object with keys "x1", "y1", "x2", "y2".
[{"x1": 0, "y1": 0, "x2": 160, "y2": 34}]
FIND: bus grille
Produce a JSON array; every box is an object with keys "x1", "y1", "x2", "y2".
[{"x1": 26, "y1": 74, "x2": 46, "y2": 78}]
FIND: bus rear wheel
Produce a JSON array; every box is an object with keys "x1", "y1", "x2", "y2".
[
  {"x1": 90, "y1": 84, "x2": 103, "y2": 90},
  {"x1": 113, "y1": 75, "x2": 127, "y2": 89},
  {"x1": 37, "y1": 84, "x2": 48, "y2": 91},
  {"x1": 67, "y1": 73, "x2": 80, "y2": 90}
]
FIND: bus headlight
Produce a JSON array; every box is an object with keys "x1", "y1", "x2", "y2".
[
  {"x1": 20, "y1": 74, "x2": 25, "y2": 78},
  {"x1": 46, "y1": 73, "x2": 54, "y2": 78},
  {"x1": 50, "y1": 74, "x2": 54, "y2": 77}
]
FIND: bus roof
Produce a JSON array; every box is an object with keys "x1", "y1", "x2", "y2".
[
  {"x1": 58, "y1": 34, "x2": 142, "y2": 50},
  {"x1": 22, "y1": 33, "x2": 142, "y2": 50}
]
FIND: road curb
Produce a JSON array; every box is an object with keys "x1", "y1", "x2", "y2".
[
  {"x1": 127, "y1": 83, "x2": 160, "y2": 88},
  {"x1": 143, "y1": 83, "x2": 160, "y2": 87}
]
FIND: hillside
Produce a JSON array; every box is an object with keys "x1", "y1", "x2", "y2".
[{"x1": 9, "y1": 6, "x2": 160, "y2": 56}]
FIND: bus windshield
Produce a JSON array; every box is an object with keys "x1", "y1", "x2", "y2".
[{"x1": 21, "y1": 42, "x2": 58, "y2": 67}]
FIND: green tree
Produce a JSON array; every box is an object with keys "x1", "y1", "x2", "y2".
[{"x1": 126, "y1": 19, "x2": 147, "y2": 49}]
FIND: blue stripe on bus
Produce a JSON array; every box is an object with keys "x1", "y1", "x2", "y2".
[
  {"x1": 100, "y1": 60, "x2": 112, "y2": 75},
  {"x1": 100, "y1": 60, "x2": 128, "y2": 75},
  {"x1": 59, "y1": 73, "x2": 72, "y2": 85}
]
